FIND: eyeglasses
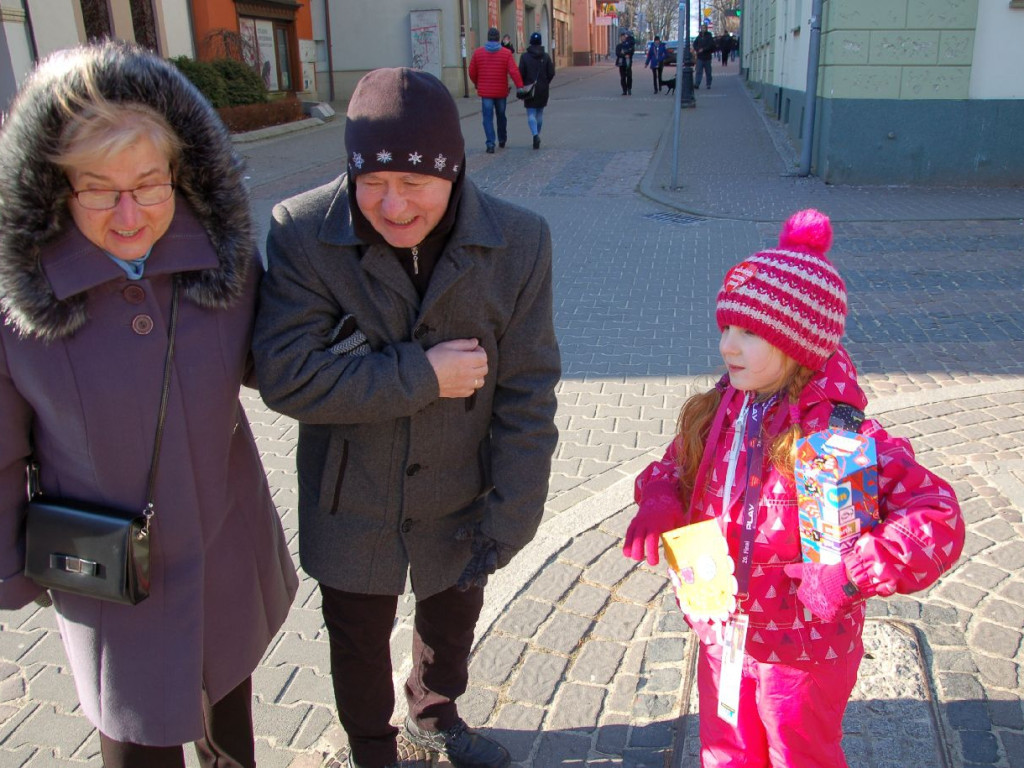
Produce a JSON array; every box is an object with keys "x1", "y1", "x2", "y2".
[{"x1": 71, "y1": 182, "x2": 175, "y2": 211}]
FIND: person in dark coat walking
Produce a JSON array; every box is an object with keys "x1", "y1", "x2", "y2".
[
  {"x1": 694, "y1": 23, "x2": 717, "y2": 88},
  {"x1": 518, "y1": 32, "x2": 555, "y2": 149},
  {"x1": 0, "y1": 41, "x2": 298, "y2": 767},
  {"x1": 252, "y1": 68, "x2": 560, "y2": 768},
  {"x1": 616, "y1": 30, "x2": 635, "y2": 95},
  {"x1": 717, "y1": 32, "x2": 733, "y2": 65}
]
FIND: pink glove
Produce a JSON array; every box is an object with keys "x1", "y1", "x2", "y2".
[
  {"x1": 623, "y1": 496, "x2": 683, "y2": 566},
  {"x1": 784, "y1": 562, "x2": 859, "y2": 623}
]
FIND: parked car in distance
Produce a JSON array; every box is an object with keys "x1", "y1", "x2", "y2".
[{"x1": 664, "y1": 40, "x2": 679, "y2": 66}]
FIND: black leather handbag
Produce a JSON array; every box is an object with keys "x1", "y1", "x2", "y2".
[
  {"x1": 516, "y1": 82, "x2": 536, "y2": 100},
  {"x1": 24, "y1": 282, "x2": 179, "y2": 605}
]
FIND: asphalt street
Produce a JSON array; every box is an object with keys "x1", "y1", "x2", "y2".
[{"x1": 1, "y1": 58, "x2": 1022, "y2": 768}]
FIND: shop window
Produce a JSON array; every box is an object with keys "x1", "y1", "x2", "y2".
[
  {"x1": 275, "y1": 24, "x2": 292, "y2": 91},
  {"x1": 239, "y1": 15, "x2": 295, "y2": 92}
]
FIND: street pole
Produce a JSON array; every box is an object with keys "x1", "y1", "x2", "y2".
[
  {"x1": 671, "y1": 1, "x2": 686, "y2": 188},
  {"x1": 680, "y1": 0, "x2": 695, "y2": 107},
  {"x1": 798, "y1": 0, "x2": 824, "y2": 176}
]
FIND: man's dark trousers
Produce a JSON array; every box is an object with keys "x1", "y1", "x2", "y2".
[{"x1": 321, "y1": 583, "x2": 485, "y2": 766}]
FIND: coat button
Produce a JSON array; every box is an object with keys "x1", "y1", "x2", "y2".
[
  {"x1": 131, "y1": 314, "x2": 154, "y2": 335},
  {"x1": 406, "y1": 464, "x2": 421, "y2": 476},
  {"x1": 122, "y1": 285, "x2": 145, "y2": 304},
  {"x1": 401, "y1": 519, "x2": 415, "y2": 533},
  {"x1": 413, "y1": 325, "x2": 429, "y2": 340}
]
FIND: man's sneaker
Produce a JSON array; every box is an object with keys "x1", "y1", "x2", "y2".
[
  {"x1": 532, "y1": 135, "x2": 540, "y2": 149},
  {"x1": 498, "y1": 141, "x2": 506, "y2": 148},
  {"x1": 404, "y1": 717, "x2": 510, "y2": 768},
  {"x1": 485, "y1": 144, "x2": 495, "y2": 154}
]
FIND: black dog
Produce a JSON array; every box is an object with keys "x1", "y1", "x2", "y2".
[{"x1": 660, "y1": 76, "x2": 676, "y2": 95}]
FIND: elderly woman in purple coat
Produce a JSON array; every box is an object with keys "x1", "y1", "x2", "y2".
[{"x1": 0, "y1": 42, "x2": 297, "y2": 767}]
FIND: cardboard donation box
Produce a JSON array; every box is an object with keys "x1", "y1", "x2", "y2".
[
  {"x1": 661, "y1": 519, "x2": 737, "y2": 622},
  {"x1": 794, "y1": 429, "x2": 879, "y2": 564}
]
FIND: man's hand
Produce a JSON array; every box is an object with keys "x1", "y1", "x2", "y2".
[
  {"x1": 426, "y1": 339, "x2": 488, "y2": 398},
  {"x1": 454, "y1": 523, "x2": 514, "y2": 591}
]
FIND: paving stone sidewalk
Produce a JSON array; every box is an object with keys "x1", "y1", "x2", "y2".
[{"x1": 1, "y1": 61, "x2": 1022, "y2": 768}]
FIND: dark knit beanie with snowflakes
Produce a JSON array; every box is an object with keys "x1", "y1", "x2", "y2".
[{"x1": 345, "y1": 67, "x2": 465, "y2": 183}]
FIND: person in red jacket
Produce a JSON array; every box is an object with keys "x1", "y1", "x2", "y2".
[
  {"x1": 623, "y1": 209, "x2": 964, "y2": 768},
  {"x1": 468, "y1": 27, "x2": 524, "y2": 153}
]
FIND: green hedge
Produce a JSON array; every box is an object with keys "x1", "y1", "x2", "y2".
[
  {"x1": 211, "y1": 58, "x2": 268, "y2": 106},
  {"x1": 170, "y1": 56, "x2": 267, "y2": 109}
]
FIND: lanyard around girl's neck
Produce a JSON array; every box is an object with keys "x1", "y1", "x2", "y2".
[
  {"x1": 735, "y1": 394, "x2": 779, "y2": 600},
  {"x1": 686, "y1": 387, "x2": 788, "y2": 601}
]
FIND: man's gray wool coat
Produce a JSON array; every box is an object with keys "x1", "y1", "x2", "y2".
[{"x1": 253, "y1": 174, "x2": 561, "y2": 599}]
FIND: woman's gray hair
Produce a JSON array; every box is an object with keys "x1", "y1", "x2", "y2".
[{"x1": 50, "y1": 98, "x2": 183, "y2": 177}]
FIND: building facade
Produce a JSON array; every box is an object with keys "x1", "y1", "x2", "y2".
[
  {"x1": 572, "y1": 0, "x2": 608, "y2": 66},
  {"x1": 311, "y1": 0, "x2": 559, "y2": 103},
  {"x1": 2, "y1": 1, "x2": 625, "y2": 114},
  {"x1": 0, "y1": 0, "x2": 194, "y2": 110},
  {"x1": 742, "y1": 0, "x2": 1024, "y2": 185},
  {"x1": 191, "y1": 0, "x2": 314, "y2": 96}
]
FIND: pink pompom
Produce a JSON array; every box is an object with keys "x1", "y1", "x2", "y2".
[{"x1": 778, "y1": 209, "x2": 832, "y2": 255}]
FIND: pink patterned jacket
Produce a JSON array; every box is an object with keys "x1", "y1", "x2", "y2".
[{"x1": 635, "y1": 348, "x2": 964, "y2": 664}]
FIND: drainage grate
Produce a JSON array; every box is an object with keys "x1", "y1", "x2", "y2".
[{"x1": 643, "y1": 212, "x2": 706, "y2": 226}]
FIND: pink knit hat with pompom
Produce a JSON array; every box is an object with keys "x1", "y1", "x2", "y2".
[{"x1": 716, "y1": 209, "x2": 847, "y2": 371}]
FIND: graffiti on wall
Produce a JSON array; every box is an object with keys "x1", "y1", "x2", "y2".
[{"x1": 410, "y1": 10, "x2": 442, "y2": 80}]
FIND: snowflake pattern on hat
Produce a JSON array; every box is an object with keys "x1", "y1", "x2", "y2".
[{"x1": 348, "y1": 145, "x2": 460, "y2": 177}]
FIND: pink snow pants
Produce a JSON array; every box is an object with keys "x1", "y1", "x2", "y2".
[{"x1": 697, "y1": 641, "x2": 863, "y2": 768}]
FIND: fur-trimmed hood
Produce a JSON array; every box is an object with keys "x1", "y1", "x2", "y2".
[{"x1": 0, "y1": 40, "x2": 253, "y2": 341}]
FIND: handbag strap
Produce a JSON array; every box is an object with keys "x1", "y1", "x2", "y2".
[{"x1": 140, "y1": 279, "x2": 180, "y2": 536}]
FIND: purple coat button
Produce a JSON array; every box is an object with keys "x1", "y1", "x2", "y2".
[{"x1": 131, "y1": 314, "x2": 154, "y2": 335}]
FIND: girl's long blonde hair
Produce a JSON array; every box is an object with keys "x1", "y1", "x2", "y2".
[{"x1": 675, "y1": 364, "x2": 815, "y2": 508}]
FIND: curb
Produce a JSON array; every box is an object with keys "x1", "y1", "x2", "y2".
[
  {"x1": 636, "y1": 78, "x2": 1024, "y2": 224},
  {"x1": 231, "y1": 116, "x2": 328, "y2": 144}
]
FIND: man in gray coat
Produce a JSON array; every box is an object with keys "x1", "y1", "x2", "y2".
[{"x1": 252, "y1": 68, "x2": 560, "y2": 768}]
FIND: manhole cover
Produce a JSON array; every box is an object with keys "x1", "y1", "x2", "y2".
[{"x1": 643, "y1": 212, "x2": 706, "y2": 226}]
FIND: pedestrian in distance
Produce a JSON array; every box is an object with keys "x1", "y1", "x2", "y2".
[
  {"x1": 622, "y1": 209, "x2": 964, "y2": 768},
  {"x1": 500, "y1": 33, "x2": 515, "y2": 54},
  {"x1": 645, "y1": 35, "x2": 667, "y2": 93},
  {"x1": 717, "y1": 32, "x2": 733, "y2": 66},
  {"x1": 693, "y1": 23, "x2": 716, "y2": 89},
  {"x1": 0, "y1": 40, "x2": 298, "y2": 767},
  {"x1": 252, "y1": 67, "x2": 561, "y2": 768},
  {"x1": 468, "y1": 27, "x2": 524, "y2": 153},
  {"x1": 615, "y1": 30, "x2": 635, "y2": 95},
  {"x1": 518, "y1": 31, "x2": 555, "y2": 149}
]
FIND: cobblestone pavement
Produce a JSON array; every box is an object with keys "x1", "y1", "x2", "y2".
[{"x1": 2, "y1": 61, "x2": 1023, "y2": 768}]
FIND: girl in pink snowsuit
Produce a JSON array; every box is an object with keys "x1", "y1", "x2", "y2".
[{"x1": 623, "y1": 209, "x2": 964, "y2": 768}]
